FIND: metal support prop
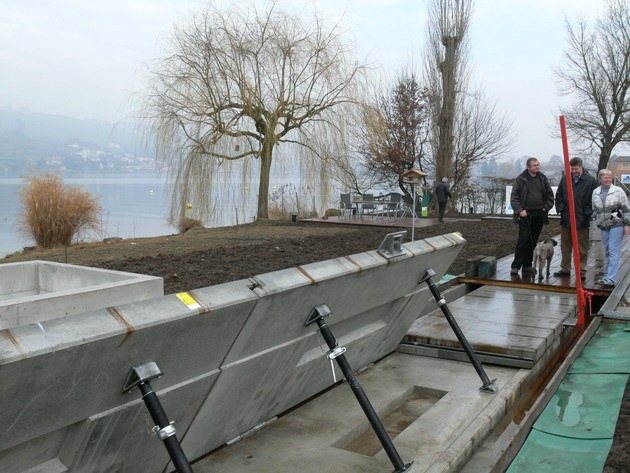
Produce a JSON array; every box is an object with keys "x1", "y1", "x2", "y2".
[
  {"x1": 420, "y1": 269, "x2": 498, "y2": 394},
  {"x1": 306, "y1": 305, "x2": 413, "y2": 473},
  {"x1": 123, "y1": 362, "x2": 193, "y2": 473}
]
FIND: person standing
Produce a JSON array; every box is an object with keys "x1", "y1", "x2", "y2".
[
  {"x1": 591, "y1": 169, "x2": 630, "y2": 287},
  {"x1": 510, "y1": 157, "x2": 555, "y2": 276},
  {"x1": 553, "y1": 157, "x2": 598, "y2": 280},
  {"x1": 435, "y1": 177, "x2": 452, "y2": 222}
]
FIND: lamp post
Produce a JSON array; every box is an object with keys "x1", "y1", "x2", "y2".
[{"x1": 401, "y1": 169, "x2": 427, "y2": 241}]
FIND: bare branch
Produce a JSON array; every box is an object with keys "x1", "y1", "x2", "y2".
[{"x1": 555, "y1": 0, "x2": 630, "y2": 169}]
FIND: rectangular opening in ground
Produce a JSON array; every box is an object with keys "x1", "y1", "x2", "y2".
[{"x1": 337, "y1": 386, "x2": 446, "y2": 457}]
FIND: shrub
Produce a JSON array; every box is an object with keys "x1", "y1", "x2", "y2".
[
  {"x1": 178, "y1": 217, "x2": 203, "y2": 234},
  {"x1": 268, "y1": 183, "x2": 319, "y2": 220},
  {"x1": 17, "y1": 172, "x2": 102, "y2": 248}
]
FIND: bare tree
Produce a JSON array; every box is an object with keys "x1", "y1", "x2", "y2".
[
  {"x1": 481, "y1": 176, "x2": 513, "y2": 214},
  {"x1": 555, "y1": 0, "x2": 630, "y2": 170},
  {"x1": 359, "y1": 72, "x2": 430, "y2": 202},
  {"x1": 141, "y1": 1, "x2": 364, "y2": 223},
  {"x1": 449, "y1": 87, "x2": 514, "y2": 196},
  {"x1": 424, "y1": 0, "x2": 513, "y2": 208},
  {"x1": 425, "y1": 0, "x2": 473, "y2": 183}
]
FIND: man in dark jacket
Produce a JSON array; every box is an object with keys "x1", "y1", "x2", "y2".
[
  {"x1": 553, "y1": 157, "x2": 597, "y2": 279},
  {"x1": 435, "y1": 177, "x2": 452, "y2": 222},
  {"x1": 510, "y1": 157, "x2": 555, "y2": 276}
]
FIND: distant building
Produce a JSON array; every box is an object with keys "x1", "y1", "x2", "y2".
[{"x1": 608, "y1": 155, "x2": 630, "y2": 183}]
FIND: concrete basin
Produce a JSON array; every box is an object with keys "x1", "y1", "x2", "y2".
[{"x1": 0, "y1": 260, "x2": 164, "y2": 329}]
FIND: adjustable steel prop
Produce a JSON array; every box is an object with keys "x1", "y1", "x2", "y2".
[
  {"x1": 123, "y1": 362, "x2": 193, "y2": 473},
  {"x1": 306, "y1": 304, "x2": 413, "y2": 473},
  {"x1": 420, "y1": 269, "x2": 498, "y2": 393}
]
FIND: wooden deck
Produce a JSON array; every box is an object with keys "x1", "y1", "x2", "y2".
[
  {"x1": 302, "y1": 214, "x2": 468, "y2": 229},
  {"x1": 399, "y1": 223, "x2": 629, "y2": 368},
  {"x1": 458, "y1": 229, "x2": 629, "y2": 298},
  {"x1": 401, "y1": 285, "x2": 579, "y2": 368}
]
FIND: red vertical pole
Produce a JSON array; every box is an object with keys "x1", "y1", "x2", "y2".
[{"x1": 559, "y1": 116, "x2": 587, "y2": 326}]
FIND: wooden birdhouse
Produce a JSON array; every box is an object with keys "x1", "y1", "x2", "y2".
[{"x1": 401, "y1": 168, "x2": 427, "y2": 184}]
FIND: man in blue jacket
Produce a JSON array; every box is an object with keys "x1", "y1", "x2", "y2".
[
  {"x1": 510, "y1": 157, "x2": 555, "y2": 276},
  {"x1": 553, "y1": 157, "x2": 597, "y2": 279}
]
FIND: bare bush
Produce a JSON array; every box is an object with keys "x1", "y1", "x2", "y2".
[
  {"x1": 17, "y1": 173, "x2": 102, "y2": 249},
  {"x1": 268, "y1": 184, "x2": 318, "y2": 220},
  {"x1": 178, "y1": 217, "x2": 203, "y2": 234}
]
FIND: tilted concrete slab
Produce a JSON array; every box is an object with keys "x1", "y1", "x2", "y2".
[
  {"x1": 0, "y1": 232, "x2": 464, "y2": 472},
  {"x1": 0, "y1": 260, "x2": 164, "y2": 329}
]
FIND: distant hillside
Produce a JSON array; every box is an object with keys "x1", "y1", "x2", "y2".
[{"x1": 0, "y1": 108, "x2": 147, "y2": 165}]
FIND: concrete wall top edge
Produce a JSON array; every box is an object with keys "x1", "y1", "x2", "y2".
[
  {"x1": 250, "y1": 267, "x2": 313, "y2": 296},
  {"x1": 250, "y1": 249, "x2": 393, "y2": 296},
  {"x1": 187, "y1": 279, "x2": 258, "y2": 309},
  {"x1": 0, "y1": 279, "x2": 258, "y2": 362},
  {"x1": 0, "y1": 310, "x2": 125, "y2": 364},
  {"x1": 402, "y1": 232, "x2": 466, "y2": 255},
  {"x1": 1, "y1": 279, "x2": 162, "y2": 309},
  {"x1": 0, "y1": 235, "x2": 465, "y2": 362}
]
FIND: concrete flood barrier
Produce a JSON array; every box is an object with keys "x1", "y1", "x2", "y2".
[{"x1": 0, "y1": 233, "x2": 464, "y2": 472}]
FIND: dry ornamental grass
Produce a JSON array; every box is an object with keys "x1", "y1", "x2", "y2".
[{"x1": 17, "y1": 172, "x2": 102, "y2": 249}]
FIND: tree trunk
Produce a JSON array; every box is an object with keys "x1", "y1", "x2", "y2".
[
  {"x1": 436, "y1": 36, "x2": 458, "y2": 183},
  {"x1": 257, "y1": 138, "x2": 273, "y2": 220},
  {"x1": 599, "y1": 140, "x2": 614, "y2": 171}
]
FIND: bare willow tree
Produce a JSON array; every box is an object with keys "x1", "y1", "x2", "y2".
[
  {"x1": 555, "y1": 0, "x2": 630, "y2": 171},
  {"x1": 141, "y1": 1, "x2": 364, "y2": 223},
  {"x1": 424, "y1": 0, "x2": 513, "y2": 206},
  {"x1": 359, "y1": 72, "x2": 430, "y2": 202}
]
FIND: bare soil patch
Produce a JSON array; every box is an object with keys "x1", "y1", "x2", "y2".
[{"x1": 2, "y1": 217, "x2": 560, "y2": 294}]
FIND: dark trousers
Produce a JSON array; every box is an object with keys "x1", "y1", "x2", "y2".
[
  {"x1": 438, "y1": 202, "x2": 447, "y2": 221},
  {"x1": 559, "y1": 226, "x2": 589, "y2": 274},
  {"x1": 511, "y1": 210, "x2": 546, "y2": 269}
]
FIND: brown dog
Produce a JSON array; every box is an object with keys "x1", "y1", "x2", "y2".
[{"x1": 533, "y1": 238, "x2": 557, "y2": 279}]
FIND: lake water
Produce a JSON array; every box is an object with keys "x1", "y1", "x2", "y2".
[{"x1": 0, "y1": 173, "x2": 261, "y2": 257}]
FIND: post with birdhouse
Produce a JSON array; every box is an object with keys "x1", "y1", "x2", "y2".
[{"x1": 401, "y1": 168, "x2": 427, "y2": 241}]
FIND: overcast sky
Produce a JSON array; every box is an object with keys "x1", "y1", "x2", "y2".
[{"x1": 0, "y1": 0, "x2": 606, "y2": 161}]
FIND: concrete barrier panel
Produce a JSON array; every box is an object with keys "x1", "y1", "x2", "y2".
[
  {"x1": 0, "y1": 233, "x2": 465, "y2": 472},
  {"x1": 181, "y1": 234, "x2": 464, "y2": 459}
]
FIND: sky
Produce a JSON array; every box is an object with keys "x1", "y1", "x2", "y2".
[{"x1": 0, "y1": 0, "x2": 605, "y2": 161}]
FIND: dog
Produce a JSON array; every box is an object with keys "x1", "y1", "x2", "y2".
[{"x1": 533, "y1": 238, "x2": 557, "y2": 279}]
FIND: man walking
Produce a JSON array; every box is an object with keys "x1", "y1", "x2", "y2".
[
  {"x1": 553, "y1": 157, "x2": 597, "y2": 280},
  {"x1": 510, "y1": 157, "x2": 555, "y2": 276},
  {"x1": 435, "y1": 177, "x2": 452, "y2": 222}
]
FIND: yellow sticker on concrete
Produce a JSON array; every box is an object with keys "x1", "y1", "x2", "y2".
[{"x1": 176, "y1": 292, "x2": 201, "y2": 310}]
